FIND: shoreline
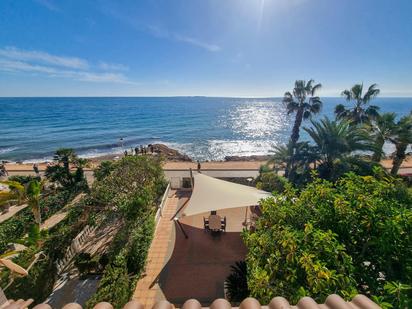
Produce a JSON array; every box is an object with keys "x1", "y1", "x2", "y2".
[{"x1": 3, "y1": 152, "x2": 412, "y2": 173}]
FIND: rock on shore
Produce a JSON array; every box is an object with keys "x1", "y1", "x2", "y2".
[{"x1": 151, "y1": 144, "x2": 192, "y2": 161}]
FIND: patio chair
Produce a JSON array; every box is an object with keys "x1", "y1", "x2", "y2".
[
  {"x1": 203, "y1": 217, "x2": 210, "y2": 232},
  {"x1": 221, "y1": 216, "x2": 226, "y2": 232}
]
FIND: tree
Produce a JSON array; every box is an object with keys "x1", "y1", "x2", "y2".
[
  {"x1": 283, "y1": 80, "x2": 322, "y2": 177},
  {"x1": 244, "y1": 172, "x2": 412, "y2": 304},
  {"x1": 304, "y1": 117, "x2": 375, "y2": 180},
  {"x1": 368, "y1": 112, "x2": 397, "y2": 162},
  {"x1": 26, "y1": 180, "x2": 42, "y2": 227},
  {"x1": 45, "y1": 148, "x2": 88, "y2": 191},
  {"x1": 283, "y1": 80, "x2": 322, "y2": 147},
  {"x1": 335, "y1": 83, "x2": 380, "y2": 124},
  {"x1": 389, "y1": 113, "x2": 412, "y2": 175},
  {"x1": 93, "y1": 160, "x2": 115, "y2": 181},
  {"x1": 270, "y1": 141, "x2": 320, "y2": 185},
  {"x1": 0, "y1": 181, "x2": 25, "y2": 210},
  {"x1": 0, "y1": 180, "x2": 43, "y2": 228},
  {"x1": 256, "y1": 172, "x2": 289, "y2": 194}
]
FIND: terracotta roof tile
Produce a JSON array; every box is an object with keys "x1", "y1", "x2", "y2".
[{"x1": 0, "y1": 294, "x2": 381, "y2": 309}]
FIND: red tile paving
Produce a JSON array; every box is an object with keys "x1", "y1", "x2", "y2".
[
  {"x1": 133, "y1": 190, "x2": 247, "y2": 308},
  {"x1": 132, "y1": 189, "x2": 182, "y2": 308}
]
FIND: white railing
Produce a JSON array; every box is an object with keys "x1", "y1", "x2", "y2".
[
  {"x1": 155, "y1": 182, "x2": 171, "y2": 225},
  {"x1": 55, "y1": 225, "x2": 97, "y2": 274}
]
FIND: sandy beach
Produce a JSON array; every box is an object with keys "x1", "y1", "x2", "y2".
[{"x1": 3, "y1": 153, "x2": 412, "y2": 173}]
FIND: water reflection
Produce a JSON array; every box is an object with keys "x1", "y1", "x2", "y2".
[{"x1": 224, "y1": 100, "x2": 289, "y2": 138}]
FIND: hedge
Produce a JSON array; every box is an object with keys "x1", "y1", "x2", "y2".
[{"x1": 0, "y1": 189, "x2": 75, "y2": 253}]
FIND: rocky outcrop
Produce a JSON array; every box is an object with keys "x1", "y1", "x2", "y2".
[{"x1": 151, "y1": 144, "x2": 192, "y2": 161}]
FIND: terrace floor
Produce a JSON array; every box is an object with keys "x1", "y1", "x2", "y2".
[{"x1": 132, "y1": 190, "x2": 247, "y2": 308}]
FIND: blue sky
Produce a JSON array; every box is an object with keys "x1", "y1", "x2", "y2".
[{"x1": 0, "y1": 0, "x2": 411, "y2": 97}]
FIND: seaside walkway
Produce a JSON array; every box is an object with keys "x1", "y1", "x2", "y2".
[{"x1": 132, "y1": 189, "x2": 181, "y2": 308}]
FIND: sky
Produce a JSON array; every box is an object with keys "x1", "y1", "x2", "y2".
[{"x1": 0, "y1": 0, "x2": 411, "y2": 97}]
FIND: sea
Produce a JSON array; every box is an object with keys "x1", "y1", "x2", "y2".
[{"x1": 0, "y1": 97, "x2": 411, "y2": 163}]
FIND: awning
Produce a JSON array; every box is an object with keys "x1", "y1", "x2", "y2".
[{"x1": 177, "y1": 173, "x2": 271, "y2": 218}]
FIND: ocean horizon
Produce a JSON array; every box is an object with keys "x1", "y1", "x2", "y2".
[{"x1": 1, "y1": 96, "x2": 411, "y2": 163}]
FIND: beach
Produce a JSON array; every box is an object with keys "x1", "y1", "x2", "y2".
[{"x1": 3, "y1": 152, "x2": 412, "y2": 175}]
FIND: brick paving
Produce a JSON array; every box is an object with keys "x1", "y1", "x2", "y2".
[{"x1": 132, "y1": 189, "x2": 180, "y2": 308}]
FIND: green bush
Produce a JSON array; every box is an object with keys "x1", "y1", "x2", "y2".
[
  {"x1": 86, "y1": 156, "x2": 164, "y2": 307},
  {"x1": 91, "y1": 156, "x2": 166, "y2": 217},
  {"x1": 0, "y1": 189, "x2": 74, "y2": 253},
  {"x1": 75, "y1": 253, "x2": 100, "y2": 275},
  {"x1": 126, "y1": 212, "x2": 155, "y2": 274},
  {"x1": 256, "y1": 172, "x2": 289, "y2": 193},
  {"x1": 8, "y1": 175, "x2": 40, "y2": 185},
  {"x1": 86, "y1": 253, "x2": 131, "y2": 309},
  {"x1": 244, "y1": 171, "x2": 412, "y2": 306},
  {"x1": 3, "y1": 248, "x2": 56, "y2": 304},
  {"x1": 93, "y1": 160, "x2": 115, "y2": 181},
  {"x1": 3, "y1": 199, "x2": 88, "y2": 304}
]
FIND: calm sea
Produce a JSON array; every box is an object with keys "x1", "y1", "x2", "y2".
[{"x1": 0, "y1": 97, "x2": 411, "y2": 162}]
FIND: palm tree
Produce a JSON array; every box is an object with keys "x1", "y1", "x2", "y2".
[
  {"x1": 304, "y1": 117, "x2": 375, "y2": 178},
  {"x1": 270, "y1": 141, "x2": 319, "y2": 183},
  {"x1": 389, "y1": 113, "x2": 412, "y2": 175},
  {"x1": 0, "y1": 180, "x2": 43, "y2": 228},
  {"x1": 0, "y1": 181, "x2": 25, "y2": 211},
  {"x1": 283, "y1": 80, "x2": 322, "y2": 177},
  {"x1": 335, "y1": 83, "x2": 380, "y2": 124},
  {"x1": 26, "y1": 180, "x2": 42, "y2": 226},
  {"x1": 368, "y1": 112, "x2": 397, "y2": 162},
  {"x1": 45, "y1": 148, "x2": 88, "y2": 190},
  {"x1": 283, "y1": 80, "x2": 322, "y2": 147}
]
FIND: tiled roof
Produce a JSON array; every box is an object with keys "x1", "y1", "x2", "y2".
[{"x1": 1, "y1": 294, "x2": 381, "y2": 309}]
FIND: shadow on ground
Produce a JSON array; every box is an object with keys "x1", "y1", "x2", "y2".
[{"x1": 158, "y1": 223, "x2": 246, "y2": 306}]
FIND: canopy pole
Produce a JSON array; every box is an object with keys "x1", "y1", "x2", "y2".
[
  {"x1": 244, "y1": 206, "x2": 249, "y2": 227},
  {"x1": 174, "y1": 218, "x2": 188, "y2": 239},
  {"x1": 189, "y1": 168, "x2": 194, "y2": 188}
]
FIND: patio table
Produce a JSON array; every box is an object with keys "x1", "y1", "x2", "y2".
[{"x1": 208, "y1": 215, "x2": 221, "y2": 231}]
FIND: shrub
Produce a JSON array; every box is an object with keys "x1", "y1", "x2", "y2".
[
  {"x1": 256, "y1": 172, "x2": 288, "y2": 193},
  {"x1": 0, "y1": 189, "x2": 74, "y2": 253},
  {"x1": 86, "y1": 252, "x2": 132, "y2": 309},
  {"x1": 86, "y1": 156, "x2": 163, "y2": 307},
  {"x1": 74, "y1": 253, "x2": 100, "y2": 275},
  {"x1": 126, "y1": 212, "x2": 155, "y2": 274},
  {"x1": 3, "y1": 198, "x2": 88, "y2": 304},
  {"x1": 3, "y1": 249, "x2": 56, "y2": 303},
  {"x1": 93, "y1": 160, "x2": 115, "y2": 181},
  {"x1": 8, "y1": 175, "x2": 40, "y2": 185},
  {"x1": 90, "y1": 156, "x2": 166, "y2": 217},
  {"x1": 244, "y1": 171, "x2": 412, "y2": 305}
]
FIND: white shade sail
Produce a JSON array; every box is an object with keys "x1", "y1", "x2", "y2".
[{"x1": 178, "y1": 173, "x2": 271, "y2": 218}]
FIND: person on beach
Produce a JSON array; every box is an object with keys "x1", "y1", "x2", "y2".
[
  {"x1": 197, "y1": 160, "x2": 201, "y2": 172},
  {"x1": 33, "y1": 163, "x2": 40, "y2": 178},
  {"x1": 135, "y1": 146, "x2": 139, "y2": 156},
  {"x1": 124, "y1": 150, "x2": 128, "y2": 156},
  {"x1": 149, "y1": 144, "x2": 154, "y2": 153},
  {"x1": 140, "y1": 145, "x2": 143, "y2": 154}
]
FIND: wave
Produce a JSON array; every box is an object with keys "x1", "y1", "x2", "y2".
[{"x1": 0, "y1": 147, "x2": 18, "y2": 155}]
